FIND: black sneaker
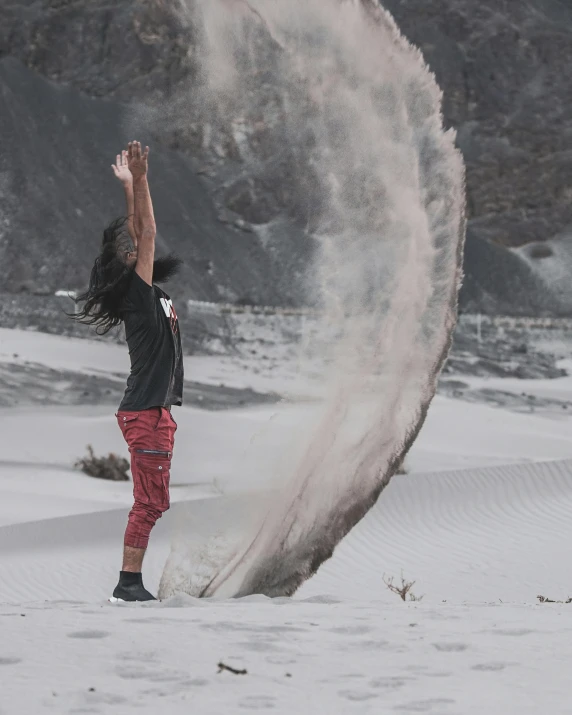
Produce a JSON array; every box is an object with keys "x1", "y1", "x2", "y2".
[{"x1": 109, "y1": 571, "x2": 156, "y2": 602}]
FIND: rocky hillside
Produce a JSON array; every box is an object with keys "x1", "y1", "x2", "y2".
[
  {"x1": 383, "y1": 0, "x2": 572, "y2": 249},
  {"x1": 1, "y1": 0, "x2": 571, "y2": 314},
  {"x1": 0, "y1": 57, "x2": 309, "y2": 304}
]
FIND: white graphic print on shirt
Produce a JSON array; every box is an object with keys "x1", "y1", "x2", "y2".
[{"x1": 159, "y1": 297, "x2": 179, "y2": 334}]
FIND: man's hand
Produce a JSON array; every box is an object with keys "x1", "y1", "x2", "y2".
[
  {"x1": 127, "y1": 141, "x2": 150, "y2": 180},
  {"x1": 111, "y1": 150, "x2": 133, "y2": 186}
]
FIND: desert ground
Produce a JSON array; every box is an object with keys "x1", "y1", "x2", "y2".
[{"x1": 1, "y1": 325, "x2": 572, "y2": 714}]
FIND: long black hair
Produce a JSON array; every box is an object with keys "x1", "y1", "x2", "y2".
[{"x1": 71, "y1": 218, "x2": 183, "y2": 335}]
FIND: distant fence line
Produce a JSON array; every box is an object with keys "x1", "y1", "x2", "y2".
[
  {"x1": 186, "y1": 299, "x2": 313, "y2": 317},
  {"x1": 458, "y1": 314, "x2": 572, "y2": 331},
  {"x1": 48, "y1": 293, "x2": 572, "y2": 329},
  {"x1": 186, "y1": 299, "x2": 572, "y2": 330}
]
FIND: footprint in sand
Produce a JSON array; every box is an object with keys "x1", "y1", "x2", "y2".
[
  {"x1": 116, "y1": 666, "x2": 183, "y2": 683},
  {"x1": 238, "y1": 695, "x2": 276, "y2": 709},
  {"x1": 118, "y1": 650, "x2": 157, "y2": 662},
  {"x1": 82, "y1": 691, "x2": 127, "y2": 706},
  {"x1": 264, "y1": 624, "x2": 309, "y2": 634},
  {"x1": 472, "y1": 662, "x2": 510, "y2": 672},
  {"x1": 339, "y1": 690, "x2": 379, "y2": 702},
  {"x1": 266, "y1": 655, "x2": 298, "y2": 665},
  {"x1": 395, "y1": 698, "x2": 456, "y2": 712},
  {"x1": 127, "y1": 617, "x2": 184, "y2": 625},
  {"x1": 495, "y1": 628, "x2": 535, "y2": 637},
  {"x1": 199, "y1": 621, "x2": 251, "y2": 633},
  {"x1": 329, "y1": 625, "x2": 372, "y2": 635},
  {"x1": 432, "y1": 642, "x2": 469, "y2": 652},
  {"x1": 182, "y1": 678, "x2": 209, "y2": 687},
  {"x1": 369, "y1": 676, "x2": 412, "y2": 689},
  {"x1": 67, "y1": 630, "x2": 111, "y2": 639},
  {"x1": 356, "y1": 639, "x2": 401, "y2": 651},
  {"x1": 237, "y1": 639, "x2": 283, "y2": 653}
]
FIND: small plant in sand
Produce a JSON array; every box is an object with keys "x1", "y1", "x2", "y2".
[
  {"x1": 537, "y1": 595, "x2": 572, "y2": 604},
  {"x1": 75, "y1": 445, "x2": 130, "y2": 481},
  {"x1": 383, "y1": 572, "x2": 424, "y2": 602}
]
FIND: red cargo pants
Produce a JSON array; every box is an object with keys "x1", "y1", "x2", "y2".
[{"x1": 116, "y1": 407, "x2": 177, "y2": 549}]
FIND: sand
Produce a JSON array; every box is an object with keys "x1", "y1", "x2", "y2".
[{"x1": 1, "y1": 329, "x2": 572, "y2": 713}]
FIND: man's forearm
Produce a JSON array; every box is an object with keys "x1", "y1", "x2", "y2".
[
  {"x1": 133, "y1": 176, "x2": 156, "y2": 240},
  {"x1": 123, "y1": 183, "x2": 138, "y2": 247}
]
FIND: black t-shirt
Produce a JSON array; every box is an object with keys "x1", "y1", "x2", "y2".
[{"x1": 118, "y1": 271, "x2": 184, "y2": 411}]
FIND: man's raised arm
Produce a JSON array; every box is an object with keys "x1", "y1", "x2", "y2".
[
  {"x1": 128, "y1": 141, "x2": 156, "y2": 286},
  {"x1": 111, "y1": 150, "x2": 138, "y2": 248}
]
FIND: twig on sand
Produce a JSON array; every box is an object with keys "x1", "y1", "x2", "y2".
[{"x1": 218, "y1": 662, "x2": 248, "y2": 675}]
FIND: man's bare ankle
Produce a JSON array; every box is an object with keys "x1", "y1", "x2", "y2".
[{"x1": 122, "y1": 545, "x2": 146, "y2": 572}]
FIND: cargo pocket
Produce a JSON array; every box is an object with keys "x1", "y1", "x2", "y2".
[
  {"x1": 118, "y1": 412, "x2": 140, "y2": 433},
  {"x1": 134, "y1": 450, "x2": 171, "y2": 511}
]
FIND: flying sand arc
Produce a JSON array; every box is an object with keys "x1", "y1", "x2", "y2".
[{"x1": 160, "y1": 0, "x2": 466, "y2": 599}]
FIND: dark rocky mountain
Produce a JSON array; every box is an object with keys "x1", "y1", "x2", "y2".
[
  {"x1": 382, "y1": 0, "x2": 572, "y2": 249},
  {"x1": 1, "y1": 0, "x2": 571, "y2": 314},
  {"x1": 0, "y1": 57, "x2": 308, "y2": 304}
]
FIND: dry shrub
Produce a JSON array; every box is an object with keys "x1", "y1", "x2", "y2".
[
  {"x1": 75, "y1": 445, "x2": 130, "y2": 481},
  {"x1": 383, "y1": 572, "x2": 424, "y2": 602}
]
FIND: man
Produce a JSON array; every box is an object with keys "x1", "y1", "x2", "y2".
[{"x1": 73, "y1": 142, "x2": 184, "y2": 601}]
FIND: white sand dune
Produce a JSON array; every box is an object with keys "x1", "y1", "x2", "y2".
[
  {"x1": 299, "y1": 458, "x2": 572, "y2": 603},
  {"x1": 405, "y1": 394, "x2": 572, "y2": 472},
  {"x1": 0, "y1": 328, "x2": 130, "y2": 377},
  {"x1": 3, "y1": 459, "x2": 571, "y2": 605},
  {"x1": 2, "y1": 362, "x2": 572, "y2": 606},
  {"x1": 0, "y1": 495, "x2": 257, "y2": 604},
  {"x1": 2, "y1": 460, "x2": 572, "y2": 714}
]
